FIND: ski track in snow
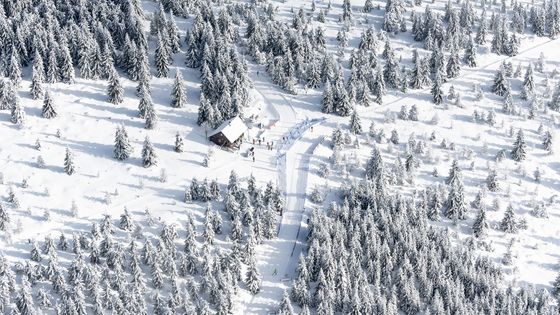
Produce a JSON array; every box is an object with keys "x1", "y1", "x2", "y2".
[{"x1": 237, "y1": 61, "x2": 326, "y2": 314}]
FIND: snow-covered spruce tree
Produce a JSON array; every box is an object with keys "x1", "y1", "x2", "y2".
[
  {"x1": 89, "y1": 42, "x2": 103, "y2": 80},
  {"x1": 197, "y1": 92, "x2": 215, "y2": 127},
  {"x1": 383, "y1": 0, "x2": 404, "y2": 32},
  {"x1": 16, "y1": 279, "x2": 35, "y2": 315},
  {"x1": 521, "y1": 64, "x2": 535, "y2": 100},
  {"x1": 398, "y1": 105, "x2": 409, "y2": 120},
  {"x1": 42, "y1": 91, "x2": 57, "y2": 119},
  {"x1": 154, "y1": 33, "x2": 170, "y2": 78},
  {"x1": 0, "y1": 80, "x2": 16, "y2": 111},
  {"x1": 59, "y1": 43, "x2": 75, "y2": 84},
  {"x1": 390, "y1": 129, "x2": 399, "y2": 144},
  {"x1": 78, "y1": 38, "x2": 93, "y2": 80},
  {"x1": 278, "y1": 290, "x2": 295, "y2": 315},
  {"x1": 349, "y1": 109, "x2": 362, "y2": 135},
  {"x1": 446, "y1": 47, "x2": 460, "y2": 78},
  {"x1": 46, "y1": 48, "x2": 59, "y2": 84},
  {"x1": 486, "y1": 169, "x2": 500, "y2": 192},
  {"x1": 119, "y1": 208, "x2": 134, "y2": 231},
  {"x1": 372, "y1": 70, "x2": 385, "y2": 105},
  {"x1": 365, "y1": 144, "x2": 386, "y2": 186},
  {"x1": 0, "y1": 203, "x2": 10, "y2": 231},
  {"x1": 322, "y1": 80, "x2": 335, "y2": 114},
  {"x1": 113, "y1": 125, "x2": 133, "y2": 161},
  {"x1": 500, "y1": 204, "x2": 518, "y2": 233},
  {"x1": 30, "y1": 51, "x2": 45, "y2": 99},
  {"x1": 552, "y1": 271, "x2": 560, "y2": 299},
  {"x1": 8, "y1": 186, "x2": 19, "y2": 208},
  {"x1": 445, "y1": 177, "x2": 467, "y2": 220},
  {"x1": 543, "y1": 130, "x2": 553, "y2": 153},
  {"x1": 137, "y1": 80, "x2": 152, "y2": 118},
  {"x1": 511, "y1": 129, "x2": 527, "y2": 162},
  {"x1": 549, "y1": 81, "x2": 560, "y2": 111},
  {"x1": 502, "y1": 89, "x2": 514, "y2": 115},
  {"x1": 171, "y1": 70, "x2": 187, "y2": 108},
  {"x1": 10, "y1": 101, "x2": 25, "y2": 126},
  {"x1": 464, "y1": 36, "x2": 477, "y2": 67},
  {"x1": 410, "y1": 57, "x2": 430, "y2": 89},
  {"x1": 409, "y1": 105, "x2": 419, "y2": 121},
  {"x1": 342, "y1": 0, "x2": 352, "y2": 21},
  {"x1": 427, "y1": 190, "x2": 441, "y2": 221},
  {"x1": 363, "y1": 0, "x2": 374, "y2": 12},
  {"x1": 383, "y1": 54, "x2": 401, "y2": 89},
  {"x1": 8, "y1": 49, "x2": 22, "y2": 87},
  {"x1": 58, "y1": 234, "x2": 68, "y2": 251},
  {"x1": 107, "y1": 65, "x2": 124, "y2": 105},
  {"x1": 331, "y1": 126, "x2": 344, "y2": 149},
  {"x1": 64, "y1": 148, "x2": 76, "y2": 175},
  {"x1": 335, "y1": 86, "x2": 352, "y2": 117},
  {"x1": 167, "y1": 14, "x2": 181, "y2": 53},
  {"x1": 492, "y1": 67, "x2": 509, "y2": 96},
  {"x1": 174, "y1": 132, "x2": 184, "y2": 152},
  {"x1": 141, "y1": 136, "x2": 158, "y2": 168},
  {"x1": 431, "y1": 71, "x2": 444, "y2": 105},
  {"x1": 136, "y1": 64, "x2": 152, "y2": 98},
  {"x1": 145, "y1": 98, "x2": 159, "y2": 130},
  {"x1": 246, "y1": 255, "x2": 261, "y2": 294}
]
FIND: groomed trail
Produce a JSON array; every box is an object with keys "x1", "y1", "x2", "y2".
[{"x1": 237, "y1": 59, "x2": 325, "y2": 313}]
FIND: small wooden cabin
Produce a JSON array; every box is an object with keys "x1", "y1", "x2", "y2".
[{"x1": 208, "y1": 116, "x2": 247, "y2": 149}]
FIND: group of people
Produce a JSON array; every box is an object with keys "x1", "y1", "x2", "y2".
[{"x1": 248, "y1": 136, "x2": 275, "y2": 162}]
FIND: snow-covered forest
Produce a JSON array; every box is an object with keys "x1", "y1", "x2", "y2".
[{"x1": 1, "y1": 0, "x2": 560, "y2": 313}]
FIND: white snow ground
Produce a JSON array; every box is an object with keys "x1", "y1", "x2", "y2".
[{"x1": 2, "y1": 0, "x2": 560, "y2": 313}]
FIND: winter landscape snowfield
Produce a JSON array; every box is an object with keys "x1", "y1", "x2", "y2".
[{"x1": 2, "y1": 0, "x2": 560, "y2": 313}]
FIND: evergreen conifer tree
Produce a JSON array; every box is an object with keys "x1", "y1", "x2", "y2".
[
  {"x1": 511, "y1": 129, "x2": 527, "y2": 161},
  {"x1": 372, "y1": 70, "x2": 385, "y2": 104},
  {"x1": 107, "y1": 66, "x2": 124, "y2": 105},
  {"x1": 500, "y1": 204, "x2": 518, "y2": 233},
  {"x1": 42, "y1": 91, "x2": 57, "y2": 119},
  {"x1": 549, "y1": 81, "x2": 560, "y2": 111},
  {"x1": 142, "y1": 136, "x2": 158, "y2": 167},
  {"x1": 245, "y1": 256, "x2": 261, "y2": 294},
  {"x1": 445, "y1": 178, "x2": 467, "y2": 220},
  {"x1": 174, "y1": 132, "x2": 184, "y2": 152},
  {"x1": 446, "y1": 48, "x2": 461, "y2": 78},
  {"x1": 171, "y1": 70, "x2": 187, "y2": 108},
  {"x1": 10, "y1": 100, "x2": 25, "y2": 126},
  {"x1": 521, "y1": 64, "x2": 535, "y2": 100},
  {"x1": 278, "y1": 290, "x2": 295, "y2": 315},
  {"x1": 473, "y1": 206, "x2": 489, "y2": 238},
  {"x1": 543, "y1": 130, "x2": 553, "y2": 153},
  {"x1": 492, "y1": 67, "x2": 509, "y2": 96},
  {"x1": 431, "y1": 71, "x2": 444, "y2": 105},
  {"x1": 45, "y1": 47, "x2": 59, "y2": 84},
  {"x1": 349, "y1": 109, "x2": 362, "y2": 135},
  {"x1": 322, "y1": 80, "x2": 335, "y2": 114},
  {"x1": 486, "y1": 169, "x2": 500, "y2": 192},
  {"x1": 0, "y1": 204, "x2": 10, "y2": 231},
  {"x1": 113, "y1": 126, "x2": 133, "y2": 161},
  {"x1": 464, "y1": 36, "x2": 477, "y2": 67},
  {"x1": 64, "y1": 148, "x2": 76, "y2": 175},
  {"x1": 145, "y1": 98, "x2": 159, "y2": 129},
  {"x1": 30, "y1": 52, "x2": 44, "y2": 100},
  {"x1": 8, "y1": 49, "x2": 22, "y2": 87},
  {"x1": 59, "y1": 44, "x2": 75, "y2": 84},
  {"x1": 154, "y1": 33, "x2": 170, "y2": 78}
]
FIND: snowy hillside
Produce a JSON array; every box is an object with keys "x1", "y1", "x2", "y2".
[{"x1": 1, "y1": 0, "x2": 560, "y2": 314}]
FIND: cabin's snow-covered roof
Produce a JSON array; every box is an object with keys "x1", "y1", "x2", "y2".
[{"x1": 209, "y1": 116, "x2": 247, "y2": 143}]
